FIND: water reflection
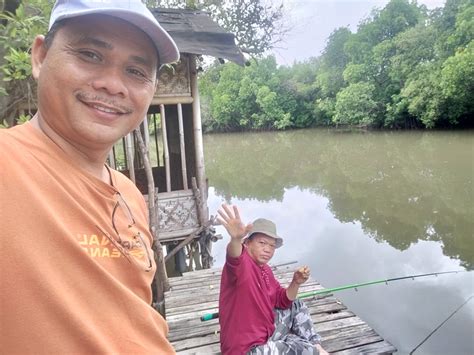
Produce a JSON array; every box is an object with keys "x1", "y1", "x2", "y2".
[
  {"x1": 203, "y1": 129, "x2": 474, "y2": 354},
  {"x1": 204, "y1": 129, "x2": 474, "y2": 269},
  {"x1": 205, "y1": 186, "x2": 474, "y2": 354}
]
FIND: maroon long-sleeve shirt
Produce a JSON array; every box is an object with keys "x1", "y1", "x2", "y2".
[{"x1": 219, "y1": 247, "x2": 292, "y2": 354}]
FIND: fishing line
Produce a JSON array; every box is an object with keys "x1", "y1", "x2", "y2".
[{"x1": 409, "y1": 294, "x2": 473, "y2": 354}]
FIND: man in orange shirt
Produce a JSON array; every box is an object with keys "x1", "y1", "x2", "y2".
[{"x1": 0, "y1": 0, "x2": 179, "y2": 353}]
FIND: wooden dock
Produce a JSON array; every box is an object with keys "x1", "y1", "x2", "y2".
[{"x1": 165, "y1": 264, "x2": 397, "y2": 354}]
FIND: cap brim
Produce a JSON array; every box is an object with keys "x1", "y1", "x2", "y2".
[
  {"x1": 50, "y1": 10, "x2": 179, "y2": 64},
  {"x1": 244, "y1": 232, "x2": 283, "y2": 248}
]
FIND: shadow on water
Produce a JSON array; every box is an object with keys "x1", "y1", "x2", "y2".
[{"x1": 204, "y1": 128, "x2": 473, "y2": 270}]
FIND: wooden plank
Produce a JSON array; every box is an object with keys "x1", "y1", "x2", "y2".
[
  {"x1": 171, "y1": 324, "x2": 387, "y2": 354},
  {"x1": 168, "y1": 297, "x2": 345, "y2": 329},
  {"x1": 321, "y1": 325, "x2": 383, "y2": 353},
  {"x1": 175, "y1": 342, "x2": 222, "y2": 355},
  {"x1": 157, "y1": 189, "x2": 195, "y2": 200},
  {"x1": 169, "y1": 264, "x2": 298, "y2": 282},
  {"x1": 166, "y1": 292, "x2": 336, "y2": 320},
  {"x1": 159, "y1": 228, "x2": 201, "y2": 241},
  {"x1": 167, "y1": 267, "x2": 298, "y2": 287},
  {"x1": 165, "y1": 279, "x2": 322, "y2": 306},
  {"x1": 165, "y1": 277, "x2": 323, "y2": 301},
  {"x1": 168, "y1": 272, "x2": 297, "y2": 290},
  {"x1": 315, "y1": 316, "x2": 366, "y2": 333},
  {"x1": 151, "y1": 96, "x2": 194, "y2": 105},
  {"x1": 165, "y1": 281, "x2": 323, "y2": 309},
  {"x1": 168, "y1": 309, "x2": 358, "y2": 343},
  {"x1": 169, "y1": 322, "x2": 219, "y2": 342},
  {"x1": 172, "y1": 332, "x2": 220, "y2": 352},
  {"x1": 168, "y1": 308, "x2": 358, "y2": 343}
]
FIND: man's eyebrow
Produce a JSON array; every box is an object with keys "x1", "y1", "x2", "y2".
[
  {"x1": 72, "y1": 36, "x2": 155, "y2": 69},
  {"x1": 130, "y1": 54, "x2": 154, "y2": 69},
  {"x1": 73, "y1": 35, "x2": 113, "y2": 50}
]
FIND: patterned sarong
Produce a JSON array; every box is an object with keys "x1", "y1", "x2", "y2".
[{"x1": 247, "y1": 299, "x2": 322, "y2": 355}]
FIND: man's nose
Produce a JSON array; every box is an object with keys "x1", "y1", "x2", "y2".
[{"x1": 91, "y1": 66, "x2": 128, "y2": 98}]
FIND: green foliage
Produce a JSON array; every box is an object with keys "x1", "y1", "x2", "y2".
[
  {"x1": 314, "y1": 98, "x2": 335, "y2": 125},
  {"x1": 200, "y1": 56, "x2": 322, "y2": 131},
  {"x1": 343, "y1": 63, "x2": 369, "y2": 84},
  {"x1": 0, "y1": 0, "x2": 52, "y2": 125},
  {"x1": 200, "y1": 0, "x2": 473, "y2": 131},
  {"x1": 2, "y1": 47, "x2": 32, "y2": 81},
  {"x1": 0, "y1": 112, "x2": 30, "y2": 129},
  {"x1": 2, "y1": 0, "x2": 471, "y2": 130},
  {"x1": 400, "y1": 63, "x2": 443, "y2": 128},
  {"x1": 316, "y1": 28, "x2": 352, "y2": 97},
  {"x1": 334, "y1": 82, "x2": 377, "y2": 126},
  {"x1": 439, "y1": 41, "x2": 474, "y2": 125}
]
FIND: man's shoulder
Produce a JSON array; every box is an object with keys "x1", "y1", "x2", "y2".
[
  {"x1": 110, "y1": 168, "x2": 135, "y2": 185},
  {"x1": 0, "y1": 125, "x2": 20, "y2": 142},
  {"x1": 2, "y1": 121, "x2": 39, "y2": 138},
  {"x1": 109, "y1": 168, "x2": 146, "y2": 200},
  {"x1": 0, "y1": 124, "x2": 32, "y2": 151}
]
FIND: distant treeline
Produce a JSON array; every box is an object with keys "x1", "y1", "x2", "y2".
[{"x1": 199, "y1": 0, "x2": 473, "y2": 131}]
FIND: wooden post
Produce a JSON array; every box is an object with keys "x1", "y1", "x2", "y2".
[
  {"x1": 190, "y1": 55, "x2": 208, "y2": 223},
  {"x1": 190, "y1": 55, "x2": 213, "y2": 269},
  {"x1": 134, "y1": 126, "x2": 169, "y2": 316},
  {"x1": 108, "y1": 149, "x2": 116, "y2": 169},
  {"x1": 125, "y1": 133, "x2": 135, "y2": 183},
  {"x1": 177, "y1": 103, "x2": 188, "y2": 190},
  {"x1": 160, "y1": 104, "x2": 171, "y2": 192},
  {"x1": 143, "y1": 114, "x2": 150, "y2": 149}
]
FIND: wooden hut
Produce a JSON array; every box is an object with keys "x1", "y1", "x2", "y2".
[{"x1": 106, "y1": 8, "x2": 245, "y2": 274}]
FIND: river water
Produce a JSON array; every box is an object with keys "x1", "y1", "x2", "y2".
[{"x1": 202, "y1": 128, "x2": 473, "y2": 354}]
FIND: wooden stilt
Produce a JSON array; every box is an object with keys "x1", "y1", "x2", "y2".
[
  {"x1": 160, "y1": 104, "x2": 171, "y2": 192},
  {"x1": 125, "y1": 133, "x2": 135, "y2": 183},
  {"x1": 190, "y1": 55, "x2": 208, "y2": 224},
  {"x1": 177, "y1": 103, "x2": 188, "y2": 190},
  {"x1": 108, "y1": 149, "x2": 116, "y2": 169}
]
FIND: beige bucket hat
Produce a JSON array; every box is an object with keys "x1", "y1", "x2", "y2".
[{"x1": 243, "y1": 218, "x2": 283, "y2": 248}]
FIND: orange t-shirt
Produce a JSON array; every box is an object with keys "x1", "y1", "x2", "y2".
[{"x1": 0, "y1": 123, "x2": 175, "y2": 354}]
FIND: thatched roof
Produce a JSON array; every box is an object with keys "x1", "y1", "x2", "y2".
[{"x1": 151, "y1": 8, "x2": 245, "y2": 66}]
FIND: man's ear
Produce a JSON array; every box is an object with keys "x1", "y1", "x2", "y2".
[{"x1": 31, "y1": 35, "x2": 47, "y2": 80}]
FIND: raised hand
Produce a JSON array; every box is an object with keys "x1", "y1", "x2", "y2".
[
  {"x1": 217, "y1": 204, "x2": 252, "y2": 241},
  {"x1": 293, "y1": 266, "x2": 310, "y2": 285}
]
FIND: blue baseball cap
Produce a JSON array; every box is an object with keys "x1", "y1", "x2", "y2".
[{"x1": 49, "y1": 0, "x2": 180, "y2": 64}]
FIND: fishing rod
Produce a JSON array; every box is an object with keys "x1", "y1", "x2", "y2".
[
  {"x1": 409, "y1": 294, "x2": 473, "y2": 354},
  {"x1": 200, "y1": 270, "x2": 466, "y2": 321}
]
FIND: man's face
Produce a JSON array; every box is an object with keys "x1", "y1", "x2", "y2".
[
  {"x1": 31, "y1": 14, "x2": 158, "y2": 151},
  {"x1": 246, "y1": 233, "x2": 277, "y2": 265}
]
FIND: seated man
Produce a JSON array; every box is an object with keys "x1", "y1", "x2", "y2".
[{"x1": 218, "y1": 204, "x2": 329, "y2": 355}]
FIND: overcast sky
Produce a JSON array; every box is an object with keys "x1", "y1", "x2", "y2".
[{"x1": 271, "y1": 0, "x2": 446, "y2": 65}]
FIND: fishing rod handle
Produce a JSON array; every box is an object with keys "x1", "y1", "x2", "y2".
[{"x1": 200, "y1": 312, "x2": 219, "y2": 321}]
